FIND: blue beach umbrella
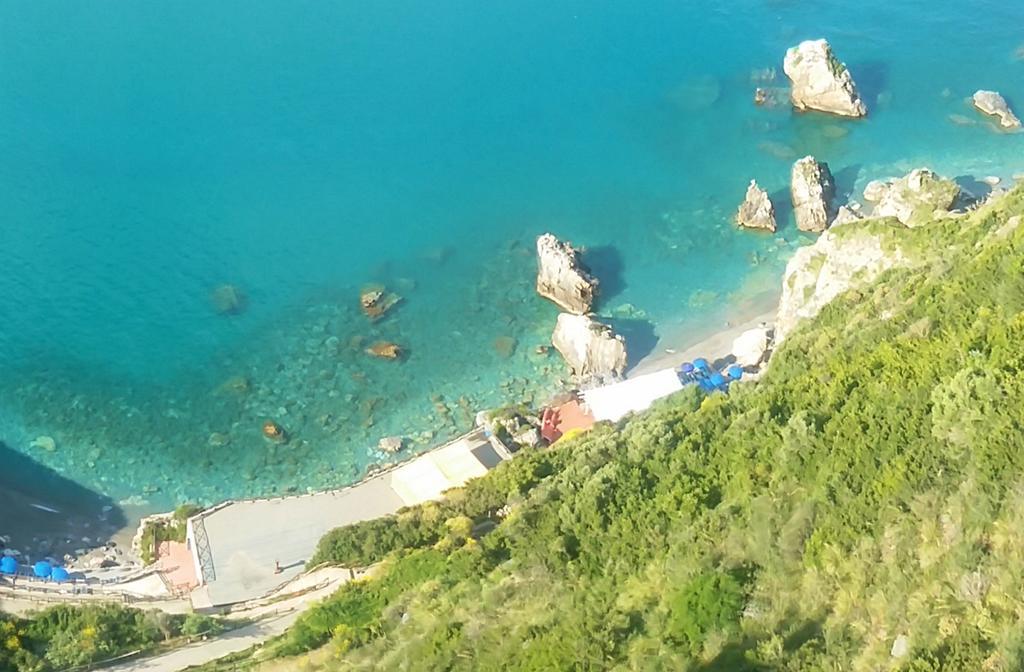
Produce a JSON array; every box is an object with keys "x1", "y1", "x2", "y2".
[
  {"x1": 0, "y1": 556, "x2": 17, "y2": 575},
  {"x1": 33, "y1": 561, "x2": 51, "y2": 578},
  {"x1": 727, "y1": 365, "x2": 743, "y2": 380},
  {"x1": 680, "y1": 362, "x2": 695, "y2": 374},
  {"x1": 709, "y1": 373, "x2": 727, "y2": 388},
  {"x1": 693, "y1": 357, "x2": 710, "y2": 372},
  {"x1": 51, "y1": 567, "x2": 70, "y2": 582}
]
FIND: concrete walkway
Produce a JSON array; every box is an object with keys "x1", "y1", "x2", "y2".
[
  {"x1": 190, "y1": 429, "x2": 499, "y2": 607},
  {"x1": 104, "y1": 612, "x2": 297, "y2": 672},
  {"x1": 103, "y1": 567, "x2": 354, "y2": 672}
]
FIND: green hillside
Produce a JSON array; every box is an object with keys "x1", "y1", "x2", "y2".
[{"x1": 97, "y1": 186, "x2": 1024, "y2": 670}]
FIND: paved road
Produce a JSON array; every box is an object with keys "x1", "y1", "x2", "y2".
[
  {"x1": 104, "y1": 611, "x2": 298, "y2": 672},
  {"x1": 102, "y1": 567, "x2": 356, "y2": 672}
]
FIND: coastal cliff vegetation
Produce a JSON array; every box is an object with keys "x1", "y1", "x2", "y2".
[
  {"x1": 219, "y1": 185, "x2": 1024, "y2": 671},
  {"x1": 0, "y1": 604, "x2": 223, "y2": 671}
]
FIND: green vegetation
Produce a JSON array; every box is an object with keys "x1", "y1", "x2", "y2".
[
  {"x1": 55, "y1": 187, "x2": 1024, "y2": 671},
  {"x1": 309, "y1": 444, "x2": 570, "y2": 567},
  {"x1": 0, "y1": 603, "x2": 225, "y2": 671},
  {"x1": 139, "y1": 503, "x2": 202, "y2": 565}
]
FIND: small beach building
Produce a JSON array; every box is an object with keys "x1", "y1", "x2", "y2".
[
  {"x1": 582, "y1": 368, "x2": 684, "y2": 422},
  {"x1": 185, "y1": 429, "x2": 503, "y2": 608}
]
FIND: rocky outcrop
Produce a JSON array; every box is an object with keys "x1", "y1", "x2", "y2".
[
  {"x1": 972, "y1": 90, "x2": 1022, "y2": 129},
  {"x1": 536, "y1": 234, "x2": 598, "y2": 314},
  {"x1": 791, "y1": 156, "x2": 836, "y2": 232},
  {"x1": 736, "y1": 180, "x2": 777, "y2": 232},
  {"x1": 731, "y1": 326, "x2": 772, "y2": 368},
  {"x1": 776, "y1": 223, "x2": 908, "y2": 341},
  {"x1": 551, "y1": 313, "x2": 627, "y2": 384},
  {"x1": 832, "y1": 204, "x2": 864, "y2": 226},
  {"x1": 864, "y1": 169, "x2": 960, "y2": 227},
  {"x1": 783, "y1": 39, "x2": 867, "y2": 118}
]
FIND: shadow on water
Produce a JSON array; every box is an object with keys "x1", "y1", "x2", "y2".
[
  {"x1": 606, "y1": 318, "x2": 658, "y2": 372},
  {"x1": 769, "y1": 186, "x2": 795, "y2": 232},
  {"x1": 832, "y1": 163, "x2": 863, "y2": 204},
  {"x1": 0, "y1": 441, "x2": 126, "y2": 559},
  {"x1": 584, "y1": 245, "x2": 626, "y2": 307},
  {"x1": 955, "y1": 174, "x2": 994, "y2": 203},
  {"x1": 847, "y1": 61, "x2": 889, "y2": 108}
]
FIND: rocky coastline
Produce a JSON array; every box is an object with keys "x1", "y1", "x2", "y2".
[{"x1": 4, "y1": 33, "x2": 1023, "y2": 575}]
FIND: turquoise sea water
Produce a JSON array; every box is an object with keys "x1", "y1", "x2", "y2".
[{"x1": 2, "y1": 1, "x2": 1023, "y2": 513}]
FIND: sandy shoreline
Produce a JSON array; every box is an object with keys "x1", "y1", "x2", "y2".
[{"x1": 629, "y1": 288, "x2": 780, "y2": 377}]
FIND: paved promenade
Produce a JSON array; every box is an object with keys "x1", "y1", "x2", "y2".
[
  {"x1": 189, "y1": 429, "x2": 502, "y2": 607},
  {"x1": 104, "y1": 568, "x2": 354, "y2": 672}
]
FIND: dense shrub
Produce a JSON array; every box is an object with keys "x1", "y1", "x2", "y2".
[
  {"x1": 668, "y1": 571, "x2": 747, "y2": 656},
  {"x1": 308, "y1": 443, "x2": 575, "y2": 567},
  {"x1": 2, "y1": 604, "x2": 184, "y2": 671}
]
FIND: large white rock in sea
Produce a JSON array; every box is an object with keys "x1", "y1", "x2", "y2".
[
  {"x1": 536, "y1": 234, "x2": 598, "y2": 314},
  {"x1": 551, "y1": 313, "x2": 627, "y2": 384},
  {"x1": 972, "y1": 90, "x2": 1022, "y2": 129},
  {"x1": 865, "y1": 169, "x2": 960, "y2": 227},
  {"x1": 735, "y1": 180, "x2": 777, "y2": 232},
  {"x1": 783, "y1": 39, "x2": 867, "y2": 118},
  {"x1": 791, "y1": 156, "x2": 836, "y2": 232}
]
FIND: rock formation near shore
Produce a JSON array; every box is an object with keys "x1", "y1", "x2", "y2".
[
  {"x1": 972, "y1": 90, "x2": 1022, "y2": 129},
  {"x1": 783, "y1": 39, "x2": 867, "y2": 118},
  {"x1": 536, "y1": 234, "x2": 599, "y2": 314},
  {"x1": 736, "y1": 180, "x2": 776, "y2": 232},
  {"x1": 551, "y1": 313, "x2": 627, "y2": 384},
  {"x1": 776, "y1": 222, "x2": 908, "y2": 341},
  {"x1": 791, "y1": 156, "x2": 836, "y2": 232},
  {"x1": 832, "y1": 204, "x2": 864, "y2": 226},
  {"x1": 863, "y1": 169, "x2": 960, "y2": 227},
  {"x1": 731, "y1": 326, "x2": 772, "y2": 368}
]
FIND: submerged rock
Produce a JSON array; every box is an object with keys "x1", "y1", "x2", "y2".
[
  {"x1": 791, "y1": 156, "x2": 836, "y2": 232},
  {"x1": 972, "y1": 90, "x2": 1022, "y2": 129},
  {"x1": 210, "y1": 284, "x2": 246, "y2": 315},
  {"x1": 551, "y1": 313, "x2": 627, "y2": 384},
  {"x1": 30, "y1": 435, "x2": 57, "y2": 452},
  {"x1": 365, "y1": 341, "x2": 402, "y2": 360},
  {"x1": 262, "y1": 420, "x2": 287, "y2": 443},
  {"x1": 359, "y1": 285, "x2": 401, "y2": 321},
  {"x1": 783, "y1": 39, "x2": 867, "y2": 118},
  {"x1": 493, "y1": 336, "x2": 518, "y2": 359},
  {"x1": 535, "y1": 234, "x2": 599, "y2": 314},
  {"x1": 736, "y1": 180, "x2": 777, "y2": 232},
  {"x1": 948, "y1": 113, "x2": 977, "y2": 127},
  {"x1": 207, "y1": 432, "x2": 230, "y2": 447},
  {"x1": 866, "y1": 169, "x2": 960, "y2": 227},
  {"x1": 378, "y1": 436, "x2": 403, "y2": 454}
]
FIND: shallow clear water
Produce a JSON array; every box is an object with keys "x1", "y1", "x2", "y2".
[{"x1": 2, "y1": 1, "x2": 1022, "y2": 511}]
